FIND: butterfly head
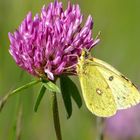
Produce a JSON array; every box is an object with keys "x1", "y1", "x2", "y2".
[
  {"x1": 80, "y1": 49, "x2": 90, "y2": 61},
  {"x1": 76, "y1": 49, "x2": 90, "y2": 72}
]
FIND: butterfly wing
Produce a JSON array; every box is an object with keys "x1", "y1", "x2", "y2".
[
  {"x1": 93, "y1": 58, "x2": 140, "y2": 109},
  {"x1": 77, "y1": 62, "x2": 117, "y2": 117}
]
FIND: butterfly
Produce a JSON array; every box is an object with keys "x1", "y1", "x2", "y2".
[{"x1": 76, "y1": 50, "x2": 140, "y2": 117}]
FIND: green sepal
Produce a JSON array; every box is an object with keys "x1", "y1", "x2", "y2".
[
  {"x1": 60, "y1": 76, "x2": 82, "y2": 119},
  {"x1": 34, "y1": 85, "x2": 46, "y2": 112},
  {"x1": 42, "y1": 80, "x2": 61, "y2": 93}
]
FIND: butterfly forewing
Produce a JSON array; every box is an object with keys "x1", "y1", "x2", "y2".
[{"x1": 77, "y1": 60, "x2": 117, "y2": 117}]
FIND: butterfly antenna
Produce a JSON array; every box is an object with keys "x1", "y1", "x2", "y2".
[
  {"x1": 95, "y1": 31, "x2": 101, "y2": 41},
  {"x1": 87, "y1": 31, "x2": 101, "y2": 52}
]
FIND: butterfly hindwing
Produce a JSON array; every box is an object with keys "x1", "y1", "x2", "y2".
[
  {"x1": 93, "y1": 58, "x2": 140, "y2": 109},
  {"x1": 77, "y1": 60, "x2": 117, "y2": 117}
]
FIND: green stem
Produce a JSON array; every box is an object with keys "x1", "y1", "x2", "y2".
[
  {"x1": 0, "y1": 79, "x2": 41, "y2": 112},
  {"x1": 16, "y1": 104, "x2": 23, "y2": 140},
  {"x1": 96, "y1": 117, "x2": 104, "y2": 140},
  {"x1": 52, "y1": 92, "x2": 62, "y2": 140}
]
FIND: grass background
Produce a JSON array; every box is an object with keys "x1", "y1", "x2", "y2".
[{"x1": 0, "y1": 0, "x2": 140, "y2": 140}]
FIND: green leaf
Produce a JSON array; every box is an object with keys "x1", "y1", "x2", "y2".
[
  {"x1": 60, "y1": 76, "x2": 72, "y2": 119},
  {"x1": 34, "y1": 85, "x2": 46, "y2": 112},
  {"x1": 60, "y1": 76, "x2": 82, "y2": 119},
  {"x1": 11, "y1": 79, "x2": 41, "y2": 95},
  {"x1": 0, "y1": 79, "x2": 41, "y2": 112},
  {"x1": 69, "y1": 78, "x2": 82, "y2": 108},
  {"x1": 43, "y1": 81, "x2": 61, "y2": 93}
]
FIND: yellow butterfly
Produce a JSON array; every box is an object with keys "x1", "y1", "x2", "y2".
[{"x1": 76, "y1": 50, "x2": 140, "y2": 117}]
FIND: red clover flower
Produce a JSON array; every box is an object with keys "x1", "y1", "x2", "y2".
[
  {"x1": 2, "y1": 1, "x2": 100, "y2": 139},
  {"x1": 8, "y1": 0, "x2": 99, "y2": 80},
  {"x1": 104, "y1": 105, "x2": 140, "y2": 140}
]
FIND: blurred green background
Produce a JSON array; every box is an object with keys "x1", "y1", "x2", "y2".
[{"x1": 0, "y1": 0, "x2": 140, "y2": 140}]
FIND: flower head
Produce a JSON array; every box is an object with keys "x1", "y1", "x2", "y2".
[
  {"x1": 9, "y1": 0, "x2": 99, "y2": 80},
  {"x1": 104, "y1": 105, "x2": 140, "y2": 140}
]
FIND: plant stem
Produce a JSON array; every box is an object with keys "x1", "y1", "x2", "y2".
[
  {"x1": 96, "y1": 117, "x2": 104, "y2": 140},
  {"x1": 52, "y1": 92, "x2": 62, "y2": 140},
  {"x1": 16, "y1": 104, "x2": 23, "y2": 140}
]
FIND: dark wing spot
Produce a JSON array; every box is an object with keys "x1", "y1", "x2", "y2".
[
  {"x1": 121, "y1": 75, "x2": 129, "y2": 82},
  {"x1": 106, "y1": 85, "x2": 110, "y2": 89},
  {"x1": 134, "y1": 99, "x2": 137, "y2": 103},
  {"x1": 89, "y1": 103, "x2": 92, "y2": 106},
  {"x1": 132, "y1": 83, "x2": 138, "y2": 90},
  {"x1": 95, "y1": 105, "x2": 99, "y2": 109},
  {"x1": 122, "y1": 96, "x2": 126, "y2": 99},
  {"x1": 96, "y1": 88, "x2": 103, "y2": 95},
  {"x1": 109, "y1": 76, "x2": 114, "y2": 81},
  {"x1": 121, "y1": 75, "x2": 139, "y2": 90},
  {"x1": 117, "y1": 97, "x2": 120, "y2": 100}
]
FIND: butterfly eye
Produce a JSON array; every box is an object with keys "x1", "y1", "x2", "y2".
[
  {"x1": 84, "y1": 51, "x2": 89, "y2": 58},
  {"x1": 81, "y1": 49, "x2": 89, "y2": 59}
]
